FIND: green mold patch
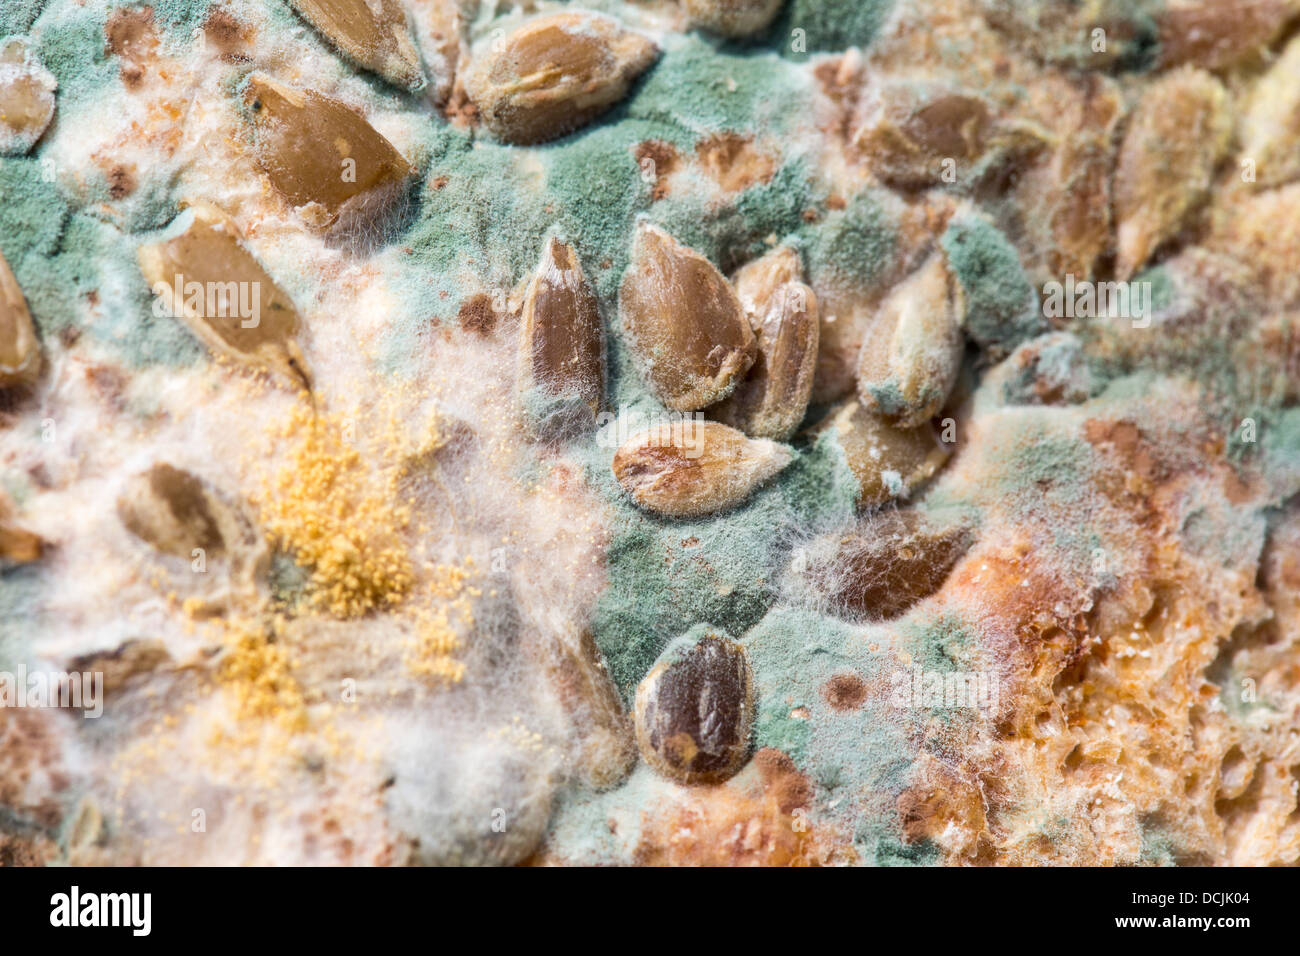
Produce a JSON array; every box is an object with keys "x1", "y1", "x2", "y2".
[
  {"x1": 0, "y1": 565, "x2": 45, "y2": 672},
  {"x1": 33, "y1": 2, "x2": 115, "y2": 104},
  {"x1": 1, "y1": 1, "x2": 46, "y2": 36},
  {"x1": 774, "y1": 0, "x2": 896, "y2": 58},
  {"x1": 803, "y1": 188, "x2": 898, "y2": 295},
  {"x1": 941, "y1": 212, "x2": 1043, "y2": 354}
]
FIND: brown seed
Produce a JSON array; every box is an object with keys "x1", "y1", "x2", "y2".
[
  {"x1": 683, "y1": 0, "x2": 785, "y2": 38},
  {"x1": 634, "y1": 629, "x2": 753, "y2": 785},
  {"x1": 0, "y1": 37, "x2": 56, "y2": 155},
  {"x1": 117, "y1": 463, "x2": 237, "y2": 560},
  {"x1": 517, "y1": 237, "x2": 606, "y2": 439},
  {"x1": 856, "y1": 253, "x2": 964, "y2": 428},
  {"x1": 817, "y1": 399, "x2": 950, "y2": 510},
  {"x1": 1114, "y1": 67, "x2": 1231, "y2": 280},
  {"x1": 1157, "y1": 0, "x2": 1295, "y2": 71},
  {"x1": 712, "y1": 247, "x2": 819, "y2": 440},
  {"x1": 0, "y1": 248, "x2": 40, "y2": 389},
  {"x1": 137, "y1": 203, "x2": 312, "y2": 390},
  {"x1": 243, "y1": 74, "x2": 412, "y2": 234},
  {"x1": 286, "y1": 0, "x2": 425, "y2": 90},
  {"x1": 798, "y1": 510, "x2": 972, "y2": 620},
  {"x1": 1239, "y1": 34, "x2": 1300, "y2": 191},
  {"x1": 464, "y1": 11, "x2": 658, "y2": 145},
  {"x1": 612, "y1": 419, "x2": 792, "y2": 518},
  {"x1": 544, "y1": 630, "x2": 637, "y2": 790},
  {"x1": 620, "y1": 221, "x2": 755, "y2": 411}
]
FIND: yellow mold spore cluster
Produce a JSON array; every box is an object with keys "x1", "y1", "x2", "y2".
[
  {"x1": 405, "y1": 563, "x2": 476, "y2": 684},
  {"x1": 256, "y1": 403, "x2": 415, "y2": 618},
  {"x1": 216, "y1": 619, "x2": 308, "y2": 732}
]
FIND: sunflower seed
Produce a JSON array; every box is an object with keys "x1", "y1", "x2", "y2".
[
  {"x1": 243, "y1": 74, "x2": 412, "y2": 234},
  {"x1": 117, "y1": 463, "x2": 245, "y2": 561},
  {"x1": 620, "y1": 221, "x2": 755, "y2": 411},
  {"x1": 1239, "y1": 34, "x2": 1300, "y2": 191},
  {"x1": 138, "y1": 203, "x2": 312, "y2": 390},
  {"x1": 818, "y1": 399, "x2": 950, "y2": 510},
  {"x1": 287, "y1": 0, "x2": 425, "y2": 90},
  {"x1": 855, "y1": 252, "x2": 964, "y2": 428},
  {"x1": 711, "y1": 247, "x2": 819, "y2": 440},
  {"x1": 612, "y1": 419, "x2": 792, "y2": 518},
  {"x1": 0, "y1": 37, "x2": 56, "y2": 156},
  {"x1": 1157, "y1": 0, "x2": 1295, "y2": 71},
  {"x1": 1114, "y1": 66, "x2": 1231, "y2": 280},
  {"x1": 634, "y1": 628, "x2": 753, "y2": 785},
  {"x1": 517, "y1": 237, "x2": 606, "y2": 439},
  {"x1": 545, "y1": 629, "x2": 636, "y2": 790},
  {"x1": 0, "y1": 248, "x2": 40, "y2": 389},
  {"x1": 683, "y1": 0, "x2": 785, "y2": 37},
  {"x1": 465, "y1": 11, "x2": 658, "y2": 145},
  {"x1": 798, "y1": 510, "x2": 972, "y2": 620}
]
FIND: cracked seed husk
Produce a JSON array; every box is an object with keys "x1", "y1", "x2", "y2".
[
  {"x1": 819, "y1": 399, "x2": 950, "y2": 510},
  {"x1": 1239, "y1": 34, "x2": 1300, "y2": 191},
  {"x1": 634, "y1": 629, "x2": 753, "y2": 785},
  {"x1": 137, "y1": 203, "x2": 312, "y2": 390},
  {"x1": 620, "y1": 221, "x2": 755, "y2": 411},
  {"x1": 116, "y1": 463, "x2": 236, "y2": 560},
  {"x1": 0, "y1": 37, "x2": 56, "y2": 156},
  {"x1": 711, "y1": 247, "x2": 819, "y2": 440},
  {"x1": 517, "y1": 237, "x2": 606, "y2": 440},
  {"x1": 287, "y1": 0, "x2": 425, "y2": 90},
  {"x1": 243, "y1": 74, "x2": 412, "y2": 234},
  {"x1": 465, "y1": 11, "x2": 658, "y2": 145},
  {"x1": 798, "y1": 510, "x2": 973, "y2": 620},
  {"x1": 612, "y1": 420, "x2": 792, "y2": 518},
  {"x1": 683, "y1": 0, "x2": 785, "y2": 37},
  {"x1": 856, "y1": 253, "x2": 964, "y2": 428},
  {"x1": 0, "y1": 248, "x2": 40, "y2": 389},
  {"x1": 1114, "y1": 67, "x2": 1231, "y2": 280}
]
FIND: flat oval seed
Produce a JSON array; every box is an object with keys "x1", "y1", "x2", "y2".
[
  {"x1": 683, "y1": 0, "x2": 785, "y2": 37},
  {"x1": 1157, "y1": 0, "x2": 1295, "y2": 71},
  {"x1": 465, "y1": 11, "x2": 658, "y2": 145},
  {"x1": 634, "y1": 629, "x2": 753, "y2": 785},
  {"x1": 0, "y1": 37, "x2": 56, "y2": 156},
  {"x1": 0, "y1": 248, "x2": 40, "y2": 389},
  {"x1": 612, "y1": 419, "x2": 793, "y2": 518},
  {"x1": 819, "y1": 400, "x2": 950, "y2": 510},
  {"x1": 286, "y1": 0, "x2": 425, "y2": 90},
  {"x1": 1114, "y1": 66, "x2": 1231, "y2": 280},
  {"x1": 856, "y1": 253, "x2": 964, "y2": 428},
  {"x1": 517, "y1": 237, "x2": 606, "y2": 439},
  {"x1": 799, "y1": 510, "x2": 972, "y2": 620},
  {"x1": 117, "y1": 463, "x2": 230, "y2": 559},
  {"x1": 544, "y1": 629, "x2": 637, "y2": 790},
  {"x1": 243, "y1": 74, "x2": 413, "y2": 233},
  {"x1": 620, "y1": 222, "x2": 755, "y2": 411},
  {"x1": 137, "y1": 203, "x2": 312, "y2": 390}
]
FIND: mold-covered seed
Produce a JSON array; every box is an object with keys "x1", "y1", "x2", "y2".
[
  {"x1": 818, "y1": 399, "x2": 950, "y2": 510},
  {"x1": 799, "y1": 510, "x2": 972, "y2": 620},
  {"x1": 712, "y1": 248, "x2": 819, "y2": 440},
  {"x1": 613, "y1": 419, "x2": 792, "y2": 518},
  {"x1": 1157, "y1": 0, "x2": 1295, "y2": 71},
  {"x1": 620, "y1": 222, "x2": 755, "y2": 411},
  {"x1": 1114, "y1": 66, "x2": 1231, "y2": 280},
  {"x1": 1239, "y1": 35, "x2": 1300, "y2": 191},
  {"x1": 0, "y1": 37, "x2": 56, "y2": 156},
  {"x1": 856, "y1": 253, "x2": 963, "y2": 428},
  {"x1": 243, "y1": 74, "x2": 413, "y2": 234},
  {"x1": 464, "y1": 11, "x2": 658, "y2": 145},
  {"x1": 683, "y1": 0, "x2": 785, "y2": 37},
  {"x1": 116, "y1": 463, "x2": 236, "y2": 560},
  {"x1": 0, "y1": 248, "x2": 40, "y2": 389},
  {"x1": 544, "y1": 630, "x2": 637, "y2": 790},
  {"x1": 517, "y1": 237, "x2": 606, "y2": 439},
  {"x1": 137, "y1": 203, "x2": 312, "y2": 390},
  {"x1": 634, "y1": 628, "x2": 753, "y2": 785},
  {"x1": 287, "y1": 0, "x2": 425, "y2": 90}
]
